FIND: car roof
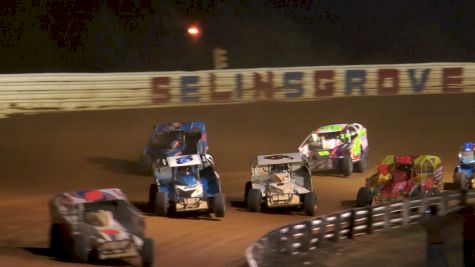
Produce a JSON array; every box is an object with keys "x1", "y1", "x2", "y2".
[
  {"x1": 154, "y1": 121, "x2": 206, "y2": 132},
  {"x1": 257, "y1": 153, "x2": 303, "y2": 166},
  {"x1": 53, "y1": 188, "x2": 127, "y2": 204}
]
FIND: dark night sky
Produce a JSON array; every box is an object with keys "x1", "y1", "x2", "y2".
[{"x1": 0, "y1": 0, "x2": 474, "y2": 73}]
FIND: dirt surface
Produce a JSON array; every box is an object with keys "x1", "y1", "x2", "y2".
[{"x1": 0, "y1": 93, "x2": 474, "y2": 267}]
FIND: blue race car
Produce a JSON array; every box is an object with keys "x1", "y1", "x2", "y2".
[
  {"x1": 453, "y1": 142, "x2": 475, "y2": 190},
  {"x1": 137, "y1": 121, "x2": 208, "y2": 175},
  {"x1": 148, "y1": 154, "x2": 225, "y2": 217}
]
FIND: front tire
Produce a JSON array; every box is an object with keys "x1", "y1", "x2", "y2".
[
  {"x1": 148, "y1": 183, "x2": 158, "y2": 207},
  {"x1": 155, "y1": 191, "x2": 169, "y2": 216},
  {"x1": 141, "y1": 238, "x2": 154, "y2": 267},
  {"x1": 454, "y1": 172, "x2": 468, "y2": 190},
  {"x1": 49, "y1": 224, "x2": 62, "y2": 257},
  {"x1": 213, "y1": 193, "x2": 226, "y2": 218},
  {"x1": 340, "y1": 153, "x2": 353, "y2": 177},
  {"x1": 356, "y1": 187, "x2": 373, "y2": 207},
  {"x1": 246, "y1": 189, "x2": 262, "y2": 212},
  {"x1": 303, "y1": 192, "x2": 317, "y2": 216}
]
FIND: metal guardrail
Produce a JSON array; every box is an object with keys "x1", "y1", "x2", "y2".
[{"x1": 245, "y1": 190, "x2": 475, "y2": 267}]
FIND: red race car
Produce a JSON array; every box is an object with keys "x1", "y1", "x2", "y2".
[{"x1": 356, "y1": 155, "x2": 443, "y2": 207}]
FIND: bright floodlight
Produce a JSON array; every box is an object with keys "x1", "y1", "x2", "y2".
[{"x1": 187, "y1": 26, "x2": 200, "y2": 36}]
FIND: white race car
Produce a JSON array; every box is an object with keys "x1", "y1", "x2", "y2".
[
  {"x1": 244, "y1": 153, "x2": 316, "y2": 216},
  {"x1": 48, "y1": 188, "x2": 154, "y2": 266}
]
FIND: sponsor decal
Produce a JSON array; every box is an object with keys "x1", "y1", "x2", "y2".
[
  {"x1": 264, "y1": 155, "x2": 293, "y2": 160},
  {"x1": 176, "y1": 155, "x2": 194, "y2": 164}
]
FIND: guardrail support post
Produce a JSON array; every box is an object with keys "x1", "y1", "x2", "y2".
[
  {"x1": 439, "y1": 194, "x2": 447, "y2": 215},
  {"x1": 366, "y1": 206, "x2": 373, "y2": 235},
  {"x1": 347, "y1": 209, "x2": 355, "y2": 239},
  {"x1": 384, "y1": 204, "x2": 390, "y2": 231},
  {"x1": 317, "y1": 216, "x2": 327, "y2": 248},
  {"x1": 402, "y1": 198, "x2": 409, "y2": 226},
  {"x1": 300, "y1": 220, "x2": 313, "y2": 252},
  {"x1": 333, "y1": 213, "x2": 341, "y2": 242}
]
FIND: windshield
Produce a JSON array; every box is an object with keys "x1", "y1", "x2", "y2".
[
  {"x1": 304, "y1": 132, "x2": 345, "y2": 150},
  {"x1": 461, "y1": 150, "x2": 475, "y2": 162},
  {"x1": 150, "y1": 131, "x2": 185, "y2": 149},
  {"x1": 174, "y1": 165, "x2": 199, "y2": 186},
  {"x1": 82, "y1": 200, "x2": 134, "y2": 225}
]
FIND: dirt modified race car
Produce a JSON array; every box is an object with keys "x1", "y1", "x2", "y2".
[
  {"x1": 137, "y1": 121, "x2": 208, "y2": 174},
  {"x1": 244, "y1": 153, "x2": 316, "y2": 216},
  {"x1": 356, "y1": 155, "x2": 443, "y2": 207},
  {"x1": 48, "y1": 188, "x2": 154, "y2": 266},
  {"x1": 298, "y1": 123, "x2": 368, "y2": 176},
  {"x1": 149, "y1": 154, "x2": 225, "y2": 217},
  {"x1": 453, "y1": 142, "x2": 475, "y2": 190}
]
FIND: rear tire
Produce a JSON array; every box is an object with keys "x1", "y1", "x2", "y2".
[
  {"x1": 244, "y1": 181, "x2": 252, "y2": 205},
  {"x1": 354, "y1": 150, "x2": 367, "y2": 173},
  {"x1": 155, "y1": 192, "x2": 169, "y2": 216},
  {"x1": 213, "y1": 193, "x2": 226, "y2": 218},
  {"x1": 246, "y1": 189, "x2": 262, "y2": 212},
  {"x1": 303, "y1": 192, "x2": 317, "y2": 216},
  {"x1": 148, "y1": 183, "x2": 158, "y2": 207},
  {"x1": 454, "y1": 172, "x2": 468, "y2": 190},
  {"x1": 340, "y1": 153, "x2": 353, "y2": 177},
  {"x1": 137, "y1": 154, "x2": 152, "y2": 175},
  {"x1": 141, "y1": 238, "x2": 154, "y2": 267},
  {"x1": 356, "y1": 187, "x2": 373, "y2": 207}
]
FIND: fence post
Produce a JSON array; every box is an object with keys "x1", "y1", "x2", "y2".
[
  {"x1": 402, "y1": 198, "x2": 409, "y2": 226},
  {"x1": 366, "y1": 206, "x2": 373, "y2": 235},
  {"x1": 419, "y1": 193, "x2": 428, "y2": 221},
  {"x1": 347, "y1": 209, "x2": 355, "y2": 239},
  {"x1": 299, "y1": 220, "x2": 314, "y2": 252},
  {"x1": 317, "y1": 216, "x2": 327, "y2": 248},
  {"x1": 439, "y1": 194, "x2": 447, "y2": 215},
  {"x1": 384, "y1": 204, "x2": 391, "y2": 231},
  {"x1": 333, "y1": 213, "x2": 341, "y2": 242}
]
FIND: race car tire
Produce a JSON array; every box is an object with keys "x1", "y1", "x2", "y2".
[
  {"x1": 52, "y1": 224, "x2": 77, "y2": 262},
  {"x1": 155, "y1": 192, "x2": 169, "y2": 216},
  {"x1": 454, "y1": 172, "x2": 469, "y2": 191},
  {"x1": 141, "y1": 238, "x2": 155, "y2": 267},
  {"x1": 148, "y1": 183, "x2": 158, "y2": 207},
  {"x1": 340, "y1": 153, "x2": 353, "y2": 177},
  {"x1": 409, "y1": 185, "x2": 421, "y2": 198},
  {"x1": 213, "y1": 193, "x2": 226, "y2": 218},
  {"x1": 356, "y1": 187, "x2": 373, "y2": 207},
  {"x1": 354, "y1": 150, "x2": 367, "y2": 173},
  {"x1": 247, "y1": 189, "x2": 262, "y2": 213},
  {"x1": 303, "y1": 192, "x2": 317, "y2": 216},
  {"x1": 72, "y1": 223, "x2": 93, "y2": 262},
  {"x1": 137, "y1": 154, "x2": 152, "y2": 175},
  {"x1": 73, "y1": 233, "x2": 89, "y2": 262},
  {"x1": 244, "y1": 181, "x2": 252, "y2": 205},
  {"x1": 49, "y1": 224, "x2": 62, "y2": 257}
]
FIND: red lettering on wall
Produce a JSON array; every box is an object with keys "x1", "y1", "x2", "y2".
[
  {"x1": 151, "y1": 77, "x2": 171, "y2": 104},
  {"x1": 209, "y1": 74, "x2": 231, "y2": 101},
  {"x1": 377, "y1": 69, "x2": 400, "y2": 95},
  {"x1": 253, "y1": 72, "x2": 274, "y2": 99},
  {"x1": 442, "y1": 67, "x2": 463, "y2": 93},
  {"x1": 314, "y1": 70, "x2": 335, "y2": 97}
]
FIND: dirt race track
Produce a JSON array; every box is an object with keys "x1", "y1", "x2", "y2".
[{"x1": 0, "y1": 93, "x2": 474, "y2": 267}]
